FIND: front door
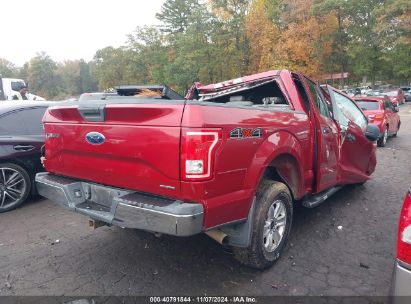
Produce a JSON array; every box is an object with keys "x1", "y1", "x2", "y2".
[
  {"x1": 301, "y1": 78, "x2": 339, "y2": 193},
  {"x1": 326, "y1": 86, "x2": 375, "y2": 183}
]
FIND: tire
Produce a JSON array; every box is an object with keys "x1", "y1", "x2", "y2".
[
  {"x1": 233, "y1": 180, "x2": 293, "y2": 269},
  {"x1": 0, "y1": 163, "x2": 31, "y2": 213},
  {"x1": 377, "y1": 126, "x2": 388, "y2": 147},
  {"x1": 393, "y1": 123, "x2": 400, "y2": 137}
]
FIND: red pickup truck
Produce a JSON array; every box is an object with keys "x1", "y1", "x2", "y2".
[{"x1": 36, "y1": 70, "x2": 379, "y2": 269}]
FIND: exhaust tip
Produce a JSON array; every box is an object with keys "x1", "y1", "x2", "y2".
[{"x1": 205, "y1": 229, "x2": 228, "y2": 245}]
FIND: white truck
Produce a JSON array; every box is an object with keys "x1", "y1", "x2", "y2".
[{"x1": 0, "y1": 77, "x2": 45, "y2": 101}]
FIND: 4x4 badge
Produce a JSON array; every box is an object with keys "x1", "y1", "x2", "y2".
[{"x1": 230, "y1": 128, "x2": 262, "y2": 139}]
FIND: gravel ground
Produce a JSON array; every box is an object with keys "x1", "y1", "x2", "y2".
[{"x1": 1, "y1": 104, "x2": 411, "y2": 297}]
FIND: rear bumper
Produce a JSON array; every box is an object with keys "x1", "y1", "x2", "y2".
[
  {"x1": 391, "y1": 261, "x2": 411, "y2": 297},
  {"x1": 35, "y1": 172, "x2": 204, "y2": 236}
]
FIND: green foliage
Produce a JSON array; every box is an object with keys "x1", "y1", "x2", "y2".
[
  {"x1": 156, "y1": 0, "x2": 201, "y2": 34},
  {"x1": 0, "y1": 58, "x2": 19, "y2": 78},
  {"x1": 27, "y1": 52, "x2": 60, "y2": 99}
]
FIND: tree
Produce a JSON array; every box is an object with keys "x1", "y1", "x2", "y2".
[
  {"x1": 0, "y1": 58, "x2": 19, "y2": 78},
  {"x1": 211, "y1": 0, "x2": 252, "y2": 76},
  {"x1": 313, "y1": 0, "x2": 351, "y2": 85},
  {"x1": 79, "y1": 60, "x2": 98, "y2": 93},
  {"x1": 156, "y1": 0, "x2": 201, "y2": 34},
  {"x1": 27, "y1": 52, "x2": 60, "y2": 99},
  {"x1": 245, "y1": 0, "x2": 281, "y2": 72},
  {"x1": 90, "y1": 47, "x2": 130, "y2": 90},
  {"x1": 344, "y1": 0, "x2": 385, "y2": 85}
]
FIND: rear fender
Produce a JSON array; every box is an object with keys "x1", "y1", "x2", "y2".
[{"x1": 244, "y1": 131, "x2": 306, "y2": 200}]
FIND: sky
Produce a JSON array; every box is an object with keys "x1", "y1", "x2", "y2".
[{"x1": 1, "y1": 0, "x2": 165, "y2": 66}]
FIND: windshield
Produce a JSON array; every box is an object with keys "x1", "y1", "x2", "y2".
[{"x1": 356, "y1": 101, "x2": 380, "y2": 110}]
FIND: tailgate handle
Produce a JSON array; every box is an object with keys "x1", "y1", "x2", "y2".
[{"x1": 78, "y1": 106, "x2": 106, "y2": 122}]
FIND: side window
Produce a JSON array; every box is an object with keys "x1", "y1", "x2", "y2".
[
  {"x1": 0, "y1": 107, "x2": 47, "y2": 136},
  {"x1": 305, "y1": 79, "x2": 330, "y2": 118},
  {"x1": 331, "y1": 91, "x2": 368, "y2": 131}
]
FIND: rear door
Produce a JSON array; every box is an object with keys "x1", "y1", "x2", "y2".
[
  {"x1": 300, "y1": 77, "x2": 339, "y2": 192},
  {"x1": 0, "y1": 107, "x2": 46, "y2": 160},
  {"x1": 326, "y1": 87, "x2": 374, "y2": 183}
]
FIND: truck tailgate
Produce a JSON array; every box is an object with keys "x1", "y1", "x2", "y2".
[{"x1": 43, "y1": 101, "x2": 185, "y2": 198}]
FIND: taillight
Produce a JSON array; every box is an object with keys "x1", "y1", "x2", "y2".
[
  {"x1": 181, "y1": 129, "x2": 221, "y2": 181},
  {"x1": 368, "y1": 114, "x2": 383, "y2": 123},
  {"x1": 397, "y1": 189, "x2": 411, "y2": 264}
]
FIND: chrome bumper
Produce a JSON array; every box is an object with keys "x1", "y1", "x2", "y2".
[
  {"x1": 391, "y1": 261, "x2": 411, "y2": 298},
  {"x1": 35, "y1": 172, "x2": 204, "y2": 236}
]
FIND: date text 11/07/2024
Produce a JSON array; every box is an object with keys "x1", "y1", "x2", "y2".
[{"x1": 149, "y1": 296, "x2": 258, "y2": 303}]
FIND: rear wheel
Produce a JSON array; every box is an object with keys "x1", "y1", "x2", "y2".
[
  {"x1": 0, "y1": 163, "x2": 31, "y2": 213},
  {"x1": 233, "y1": 180, "x2": 293, "y2": 269},
  {"x1": 377, "y1": 127, "x2": 388, "y2": 147}
]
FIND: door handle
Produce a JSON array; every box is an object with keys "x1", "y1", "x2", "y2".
[
  {"x1": 13, "y1": 145, "x2": 35, "y2": 152},
  {"x1": 347, "y1": 134, "x2": 356, "y2": 142}
]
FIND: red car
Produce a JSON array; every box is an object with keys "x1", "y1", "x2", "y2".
[
  {"x1": 36, "y1": 70, "x2": 379, "y2": 269},
  {"x1": 384, "y1": 89, "x2": 405, "y2": 105},
  {"x1": 391, "y1": 187, "x2": 411, "y2": 296},
  {"x1": 355, "y1": 97, "x2": 401, "y2": 147}
]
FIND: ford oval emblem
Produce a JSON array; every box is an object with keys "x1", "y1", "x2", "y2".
[{"x1": 85, "y1": 132, "x2": 105, "y2": 145}]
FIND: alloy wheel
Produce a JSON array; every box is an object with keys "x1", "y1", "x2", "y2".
[
  {"x1": 263, "y1": 200, "x2": 287, "y2": 252},
  {"x1": 0, "y1": 167, "x2": 27, "y2": 209}
]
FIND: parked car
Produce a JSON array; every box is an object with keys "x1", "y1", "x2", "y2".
[
  {"x1": 391, "y1": 187, "x2": 411, "y2": 297},
  {"x1": 35, "y1": 70, "x2": 379, "y2": 269},
  {"x1": 0, "y1": 101, "x2": 55, "y2": 212},
  {"x1": 354, "y1": 97, "x2": 401, "y2": 147},
  {"x1": 353, "y1": 86, "x2": 372, "y2": 96},
  {"x1": 400, "y1": 87, "x2": 411, "y2": 102},
  {"x1": 384, "y1": 89, "x2": 405, "y2": 105}
]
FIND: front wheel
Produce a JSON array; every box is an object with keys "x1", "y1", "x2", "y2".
[
  {"x1": 0, "y1": 163, "x2": 31, "y2": 213},
  {"x1": 233, "y1": 180, "x2": 293, "y2": 269},
  {"x1": 377, "y1": 127, "x2": 388, "y2": 147},
  {"x1": 393, "y1": 122, "x2": 400, "y2": 137}
]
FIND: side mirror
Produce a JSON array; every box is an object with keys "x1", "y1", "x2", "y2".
[
  {"x1": 365, "y1": 124, "x2": 380, "y2": 142},
  {"x1": 394, "y1": 106, "x2": 399, "y2": 112}
]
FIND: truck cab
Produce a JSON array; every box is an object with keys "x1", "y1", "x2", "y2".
[{"x1": 0, "y1": 77, "x2": 45, "y2": 101}]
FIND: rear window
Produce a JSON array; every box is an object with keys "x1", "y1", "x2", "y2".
[
  {"x1": 198, "y1": 80, "x2": 289, "y2": 108},
  {"x1": 356, "y1": 101, "x2": 380, "y2": 110}
]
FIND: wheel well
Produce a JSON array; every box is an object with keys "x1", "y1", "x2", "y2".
[
  {"x1": 261, "y1": 154, "x2": 301, "y2": 200},
  {"x1": 0, "y1": 157, "x2": 39, "y2": 195},
  {"x1": 0, "y1": 157, "x2": 32, "y2": 173}
]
